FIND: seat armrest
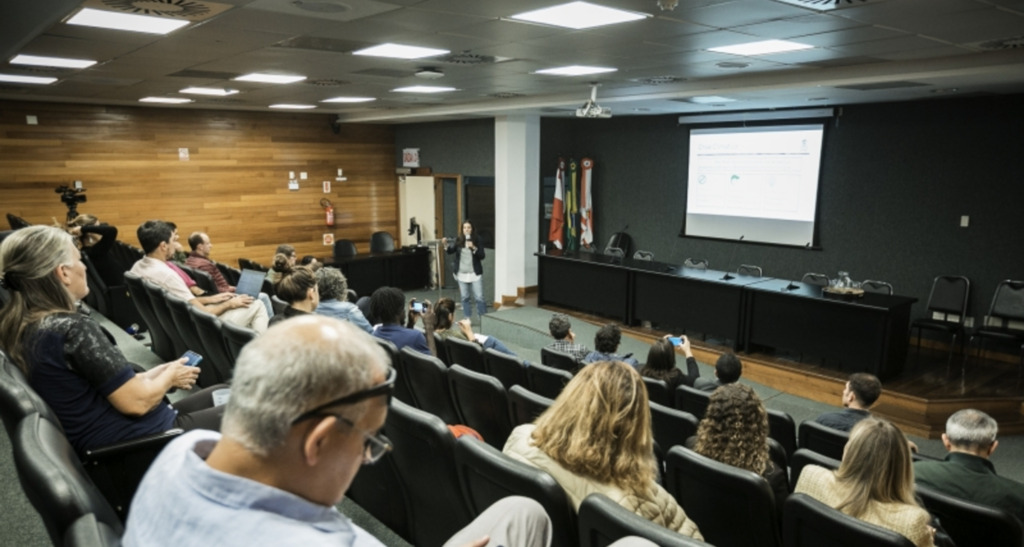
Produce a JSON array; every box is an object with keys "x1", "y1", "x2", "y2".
[{"x1": 83, "y1": 428, "x2": 183, "y2": 462}]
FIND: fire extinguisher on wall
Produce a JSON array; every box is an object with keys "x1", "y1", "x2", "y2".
[{"x1": 321, "y1": 198, "x2": 335, "y2": 227}]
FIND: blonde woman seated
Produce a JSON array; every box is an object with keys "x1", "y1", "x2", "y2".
[
  {"x1": 268, "y1": 264, "x2": 318, "y2": 327},
  {"x1": 692, "y1": 384, "x2": 789, "y2": 515},
  {"x1": 503, "y1": 360, "x2": 703, "y2": 540},
  {"x1": 795, "y1": 417, "x2": 935, "y2": 547}
]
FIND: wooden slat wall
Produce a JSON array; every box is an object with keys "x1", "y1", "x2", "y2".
[{"x1": 0, "y1": 101, "x2": 398, "y2": 266}]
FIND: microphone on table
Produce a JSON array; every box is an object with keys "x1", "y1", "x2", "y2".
[
  {"x1": 720, "y1": 235, "x2": 744, "y2": 281},
  {"x1": 782, "y1": 242, "x2": 812, "y2": 291}
]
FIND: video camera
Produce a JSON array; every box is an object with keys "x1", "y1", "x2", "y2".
[{"x1": 55, "y1": 184, "x2": 87, "y2": 221}]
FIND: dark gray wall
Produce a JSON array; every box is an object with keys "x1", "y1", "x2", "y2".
[
  {"x1": 394, "y1": 119, "x2": 494, "y2": 175},
  {"x1": 539, "y1": 95, "x2": 1024, "y2": 323}
]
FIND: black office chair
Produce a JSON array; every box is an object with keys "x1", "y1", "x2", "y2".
[
  {"x1": 123, "y1": 272, "x2": 175, "y2": 361},
  {"x1": 797, "y1": 420, "x2": 849, "y2": 461},
  {"x1": 164, "y1": 295, "x2": 217, "y2": 386},
  {"x1": 525, "y1": 361, "x2": 573, "y2": 399},
  {"x1": 862, "y1": 279, "x2": 894, "y2": 295},
  {"x1": 398, "y1": 346, "x2": 460, "y2": 424},
  {"x1": 220, "y1": 321, "x2": 259, "y2": 363},
  {"x1": 649, "y1": 402, "x2": 698, "y2": 472},
  {"x1": 141, "y1": 279, "x2": 188, "y2": 357},
  {"x1": 789, "y1": 448, "x2": 841, "y2": 488},
  {"x1": 674, "y1": 384, "x2": 710, "y2": 420},
  {"x1": 333, "y1": 238, "x2": 358, "y2": 259},
  {"x1": 13, "y1": 415, "x2": 125, "y2": 546},
  {"x1": 445, "y1": 336, "x2": 486, "y2": 373},
  {"x1": 683, "y1": 258, "x2": 708, "y2": 270},
  {"x1": 447, "y1": 365, "x2": 514, "y2": 450},
  {"x1": 215, "y1": 261, "x2": 241, "y2": 286},
  {"x1": 433, "y1": 332, "x2": 452, "y2": 366},
  {"x1": 642, "y1": 377, "x2": 672, "y2": 407},
  {"x1": 578, "y1": 493, "x2": 712, "y2": 547},
  {"x1": 540, "y1": 347, "x2": 580, "y2": 374},
  {"x1": 966, "y1": 279, "x2": 1024, "y2": 374},
  {"x1": 664, "y1": 445, "x2": 782, "y2": 547},
  {"x1": 7, "y1": 212, "x2": 32, "y2": 229},
  {"x1": 386, "y1": 401, "x2": 474, "y2": 547},
  {"x1": 483, "y1": 348, "x2": 528, "y2": 390},
  {"x1": 738, "y1": 264, "x2": 763, "y2": 277},
  {"x1": 801, "y1": 273, "x2": 830, "y2": 287},
  {"x1": 453, "y1": 436, "x2": 578, "y2": 547},
  {"x1": 783, "y1": 493, "x2": 915, "y2": 547},
  {"x1": 633, "y1": 250, "x2": 654, "y2": 261},
  {"x1": 63, "y1": 513, "x2": 123, "y2": 547},
  {"x1": 177, "y1": 263, "x2": 217, "y2": 295},
  {"x1": 910, "y1": 275, "x2": 970, "y2": 367},
  {"x1": 605, "y1": 247, "x2": 625, "y2": 258},
  {"x1": 369, "y1": 231, "x2": 395, "y2": 253},
  {"x1": 508, "y1": 385, "x2": 554, "y2": 426},
  {"x1": 915, "y1": 484, "x2": 1024, "y2": 547},
  {"x1": 370, "y1": 339, "x2": 411, "y2": 406},
  {"x1": 188, "y1": 306, "x2": 236, "y2": 384},
  {"x1": 767, "y1": 408, "x2": 798, "y2": 459}
]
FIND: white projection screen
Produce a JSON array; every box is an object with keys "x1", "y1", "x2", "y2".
[{"x1": 682, "y1": 124, "x2": 825, "y2": 247}]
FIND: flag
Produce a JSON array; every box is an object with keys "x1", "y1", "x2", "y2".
[
  {"x1": 579, "y1": 157, "x2": 594, "y2": 249},
  {"x1": 567, "y1": 158, "x2": 579, "y2": 251},
  {"x1": 547, "y1": 158, "x2": 566, "y2": 249}
]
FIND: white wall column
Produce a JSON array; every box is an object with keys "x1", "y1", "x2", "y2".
[{"x1": 494, "y1": 115, "x2": 540, "y2": 307}]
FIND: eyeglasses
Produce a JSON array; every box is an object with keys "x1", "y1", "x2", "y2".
[{"x1": 335, "y1": 415, "x2": 393, "y2": 464}]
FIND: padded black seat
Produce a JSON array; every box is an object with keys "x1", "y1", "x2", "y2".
[
  {"x1": 448, "y1": 365, "x2": 514, "y2": 450},
  {"x1": 910, "y1": 275, "x2": 970, "y2": 366},
  {"x1": 237, "y1": 258, "x2": 268, "y2": 272},
  {"x1": 63, "y1": 513, "x2": 123, "y2": 547},
  {"x1": 373, "y1": 338, "x2": 414, "y2": 405},
  {"x1": 13, "y1": 414, "x2": 125, "y2": 545},
  {"x1": 141, "y1": 279, "x2": 188, "y2": 357},
  {"x1": 123, "y1": 272, "x2": 175, "y2": 361},
  {"x1": 215, "y1": 261, "x2": 241, "y2": 286},
  {"x1": 966, "y1": 279, "x2": 1024, "y2": 374},
  {"x1": 177, "y1": 263, "x2": 217, "y2": 295},
  {"x1": 0, "y1": 349, "x2": 61, "y2": 436},
  {"x1": 369, "y1": 231, "x2": 395, "y2": 253},
  {"x1": 483, "y1": 348, "x2": 528, "y2": 390},
  {"x1": 797, "y1": 420, "x2": 849, "y2": 461},
  {"x1": 445, "y1": 336, "x2": 486, "y2": 373},
  {"x1": 220, "y1": 321, "x2": 258, "y2": 363},
  {"x1": 540, "y1": 347, "x2": 580, "y2": 374},
  {"x1": 915, "y1": 484, "x2": 1024, "y2": 547},
  {"x1": 398, "y1": 346, "x2": 459, "y2": 424},
  {"x1": 433, "y1": 332, "x2": 451, "y2": 365},
  {"x1": 164, "y1": 294, "x2": 218, "y2": 387},
  {"x1": 642, "y1": 377, "x2": 672, "y2": 407},
  {"x1": 454, "y1": 436, "x2": 578, "y2": 547},
  {"x1": 674, "y1": 384, "x2": 710, "y2": 420},
  {"x1": 665, "y1": 445, "x2": 782, "y2": 547},
  {"x1": 578, "y1": 492, "x2": 712, "y2": 547},
  {"x1": 386, "y1": 401, "x2": 474, "y2": 547},
  {"x1": 188, "y1": 305, "x2": 236, "y2": 384},
  {"x1": 768, "y1": 408, "x2": 798, "y2": 459},
  {"x1": 508, "y1": 385, "x2": 554, "y2": 426},
  {"x1": 783, "y1": 493, "x2": 914, "y2": 547},
  {"x1": 525, "y1": 361, "x2": 573, "y2": 399},
  {"x1": 789, "y1": 448, "x2": 841, "y2": 487},
  {"x1": 649, "y1": 402, "x2": 698, "y2": 470},
  {"x1": 333, "y1": 238, "x2": 358, "y2": 259}
]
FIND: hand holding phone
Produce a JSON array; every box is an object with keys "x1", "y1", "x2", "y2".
[
  {"x1": 410, "y1": 302, "x2": 424, "y2": 313},
  {"x1": 181, "y1": 350, "x2": 203, "y2": 367},
  {"x1": 668, "y1": 336, "x2": 682, "y2": 347}
]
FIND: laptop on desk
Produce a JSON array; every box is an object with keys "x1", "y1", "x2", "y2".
[{"x1": 235, "y1": 269, "x2": 266, "y2": 298}]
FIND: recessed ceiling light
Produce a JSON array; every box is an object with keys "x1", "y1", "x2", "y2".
[
  {"x1": 536, "y1": 65, "x2": 617, "y2": 76},
  {"x1": 270, "y1": 104, "x2": 317, "y2": 109},
  {"x1": 140, "y1": 97, "x2": 193, "y2": 104},
  {"x1": 11, "y1": 54, "x2": 96, "y2": 69},
  {"x1": 234, "y1": 73, "x2": 306, "y2": 84},
  {"x1": 690, "y1": 96, "x2": 736, "y2": 104},
  {"x1": 66, "y1": 8, "x2": 190, "y2": 35},
  {"x1": 392, "y1": 85, "x2": 457, "y2": 94},
  {"x1": 510, "y1": 1, "x2": 648, "y2": 30},
  {"x1": 0, "y1": 73, "x2": 57, "y2": 85},
  {"x1": 710, "y1": 39, "x2": 813, "y2": 56},
  {"x1": 353, "y1": 43, "x2": 449, "y2": 60},
  {"x1": 321, "y1": 97, "x2": 377, "y2": 103},
  {"x1": 180, "y1": 87, "x2": 239, "y2": 96}
]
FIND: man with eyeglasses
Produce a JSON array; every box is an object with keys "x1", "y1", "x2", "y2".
[{"x1": 123, "y1": 315, "x2": 552, "y2": 546}]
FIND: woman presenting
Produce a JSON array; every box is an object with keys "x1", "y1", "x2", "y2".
[{"x1": 444, "y1": 220, "x2": 486, "y2": 321}]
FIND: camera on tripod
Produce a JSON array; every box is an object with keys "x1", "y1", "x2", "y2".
[{"x1": 55, "y1": 184, "x2": 87, "y2": 221}]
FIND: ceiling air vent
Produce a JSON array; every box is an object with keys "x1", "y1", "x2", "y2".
[
  {"x1": 434, "y1": 51, "x2": 507, "y2": 65},
  {"x1": 304, "y1": 79, "x2": 349, "y2": 87},
  {"x1": 834, "y1": 81, "x2": 929, "y2": 91},
  {"x1": 87, "y1": 0, "x2": 233, "y2": 20},
  {"x1": 973, "y1": 35, "x2": 1024, "y2": 51},
  {"x1": 489, "y1": 92, "x2": 525, "y2": 99},
  {"x1": 630, "y1": 75, "x2": 684, "y2": 85},
  {"x1": 770, "y1": 0, "x2": 887, "y2": 11}
]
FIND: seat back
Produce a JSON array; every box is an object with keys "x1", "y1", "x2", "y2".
[
  {"x1": 605, "y1": 247, "x2": 625, "y2": 259},
  {"x1": 7, "y1": 212, "x2": 32, "y2": 229},
  {"x1": 447, "y1": 365, "x2": 514, "y2": 449},
  {"x1": 164, "y1": 295, "x2": 218, "y2": 387},
  {"x1": 508, "y1": 385, "x2": 554, "y2": 426},
  {"x1": 433, "y1": 332, "x2": 451, "y2": 365},
  {"x1": 333, "y1": 238, "x2": 358, "y2": 259},
  {"x1": 123, "y1": 272, "x2": 174, "y2": 361},
  {"x1": 801, "y1": 273, "x2": 830, "y2": 287},
  {"x1": 738, "y1": 264, "x2": 763, "y2": 277},
  {"x1": 399, "y1": 346, "x2": 459, "y2": 424},
  {"x1": 767, "y1": 408, "x2": 797, "y2": 459},
  {"x1": 789, "y1": 448, "x2": 841, "y2": 487},
  {"x1": 861, "y1": 279, "x2": 894, "y2": 295},
  {"x1": 797, "y1": 420, "x2": 849, "y2": 461},
  {"x1": 220, "y1": 321, "x2": 259, "y2": 363},
  {"x1": 141, "y1": 279, "x2": 188, "y2": 357},
  {"x1": 483, "y1": 348, "x2": 527, "y2": 390},
  {"x1": 177, "y1": 263, "x2": 217, "y2": 295},
  {"x1": 664, "y1": 445, "x2": 781, "y2": 547},
  {"x1": 13, "y1": 414, "x2": 124, "y2": 546},
  {"x1": 215, "y1": 261, "x2": 241, "y2": 286},
  {"x1": 375, "y1": 338, "x2": 415, "y2": 405},
  {"x1": 454, "y1": 436, "x2": 578, "y2": 547},
  {"x1": 369, "y1": 231, "x2": 395, "y2": 253},
  {"x1": 187, "y1": 305, "x2": 236, "y2": 384},
  {"x1": 0, "y1": 350, "x2": 61, "y2": 436},
  {"x1": 674, "y1": 384, "x2": 710, "y2": 420},
  {"x1": 540, "y1": 347, "x2": 579, "y2": 373},
  {"x1": 578, "y1": 492, "x2": 712, "y2": 547},
  {"x1": 683, "y1": 258, "x2": 708, "y2": 270},
  {"x1": 525, "y1": 361, "x2": 573, "y2": 399},
  {"x1": 987, "y1": 279, "x2": 1024, "y2": 324},
  {"x1": 915, "y1": 485, "x2": 1024, "y2": 547},
  {"x1": 270, "y1": 295, "x2": 288, "y2": 316},
  {"x1": 63, "y1": 513, "x2": 123, "y2": 547},
  {"x1": 344, "y1": 450, "x2": 411, "y2": 543},
  {"x1": 783, "y1": 493, "x2": 914, "y2": 547},
  {"x1": 445, "y1": 336, "x2": 486, "y2": 373},
  {"x1": 237, "y1": 258, "x2": 268, "y2": 272},
  {"x1": 386, "y1": 401, "x2": 474, "y2": 547},
  {"x1": 649, "y1": 402, "x2": 698, "y2": 462},
  {"x1": 633, "y1": 250, "x2": 654, "y2": 261},
  {"x1": 926, "y1": 275, "x2": 970, "y2": 318},
  {"x1": 642, "y1": 377, "x2": 672, "y2": 406}
]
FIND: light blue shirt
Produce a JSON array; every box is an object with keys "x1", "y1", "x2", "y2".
[
  {"x1": 124, "y1": 430, "x2": 385, "y2": 547},
  {"x1": 315, "y1": 299, "x2": 373, "y2": 333}
]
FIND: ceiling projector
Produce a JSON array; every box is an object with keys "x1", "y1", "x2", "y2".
[{"x1": 576, "y1": 84, "x2": 611, "y2": 119}]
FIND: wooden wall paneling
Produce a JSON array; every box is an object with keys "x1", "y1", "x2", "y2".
[{"x1": 0, "y1": 101, "x2": 398, "y2": 265}]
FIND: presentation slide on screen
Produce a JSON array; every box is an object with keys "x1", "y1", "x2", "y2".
[{"x1": 684, "y1": 124, "x2": 824, "y2": 246}]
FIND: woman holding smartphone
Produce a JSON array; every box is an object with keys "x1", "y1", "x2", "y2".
[{"x1": 444, "y1": 220, "x2": 487, "y2": 322}]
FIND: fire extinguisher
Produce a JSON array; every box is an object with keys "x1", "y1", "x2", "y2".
[{"x1": 320, "y1": 198, "x2": 335, "y2": 227}]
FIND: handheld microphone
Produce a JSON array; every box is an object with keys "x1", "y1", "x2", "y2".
[
  {"x1": 720, "y1": 235, "x2": 744, "y2": 281},
  {"x1": 782, "y1": 242, "x2": 812, "y2": 291}
]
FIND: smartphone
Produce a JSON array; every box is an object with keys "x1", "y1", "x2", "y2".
[
  {"x1": 181, "y1": 350, "x2": 203, "y2": 367},
  {"x1": 411, "y1": 302, "x2": 424, "y2": 313},
  {"x1": 668, "y1": 336, "x2": 682, "y2": 347}
]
